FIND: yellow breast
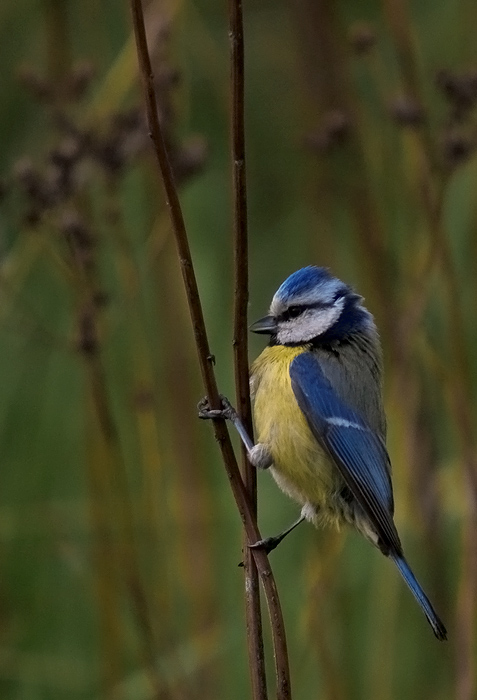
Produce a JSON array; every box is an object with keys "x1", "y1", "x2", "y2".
[{"x1": 251, "y1": 345, "x2": 340, "y2": 509}]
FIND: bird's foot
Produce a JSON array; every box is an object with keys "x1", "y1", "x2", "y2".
[
  {"x1": 248, "y1": 533, "x2": 286, "y2": 555},
  {"x1": 197, "y1": 394, "x2": 237, "y2": 421},
  {"x1": 198, "y1": 395, "x2": 272, "y2": 468}
]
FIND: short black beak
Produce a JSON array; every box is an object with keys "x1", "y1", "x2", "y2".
[{"x1": 249, "y1": 315, "x2": 277, "y2": 335}]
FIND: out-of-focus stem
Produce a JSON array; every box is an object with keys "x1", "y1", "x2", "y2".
[
  {"x1": 66, "y1": 219, "x2": 163, "y2": 697},
  {"x1": 43, "y1": 0, "x2": 71, "y2": 86},
  {"x1": 383, "y1": 1, "x2": 476, "y2": 692}
]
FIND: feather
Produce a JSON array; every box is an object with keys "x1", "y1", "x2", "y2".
[
  {"x1": 289, "y1": 351, "x2": 401, "y2": 554},
  {"x1": 389, "y1": 553, "x2": 447, "y2": 641},
  {"x1": 290, "y1": 351, "x2": 447, "y2": 640}
]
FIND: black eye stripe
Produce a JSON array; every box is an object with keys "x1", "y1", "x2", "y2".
[
  {"x1": 287, "y1": 305, "x2": 303, "y2": 318},
  {"x1": 280, "y1": 300, "x2": 335, "y2": 322}
]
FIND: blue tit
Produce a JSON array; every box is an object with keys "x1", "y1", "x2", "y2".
[{"x1": 248, "y1": 265, "x2": 447, "y2": 641}]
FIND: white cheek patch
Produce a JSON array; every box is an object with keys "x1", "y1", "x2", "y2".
[{"x1": 276, "y1": 298, "x2": 345, "y2": 344}]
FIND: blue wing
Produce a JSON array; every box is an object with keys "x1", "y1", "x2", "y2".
[{"x1": 290, "y1": 352, "x2": 402, "y2": 555}]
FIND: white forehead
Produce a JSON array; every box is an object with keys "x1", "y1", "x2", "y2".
[{"x1": 270, "y1": 277, "x2": 344, "y2": 316}]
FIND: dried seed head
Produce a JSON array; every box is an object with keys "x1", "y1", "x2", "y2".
[
  {"x1": 13, "y1": 157, "x2": 37, "y2": 186},
  {"x1": 442, "y1": 130, "x2": 474, "y2": 167},
  {"x1": 24, "y1": 208, "x2": 42, "y2": 228},
  {"x1": 155, "y1": 67, "x2": 181, "y2": 90},
  {"x1": 133, "y1": 387, "x2": 155, "y2": 411},
  {"x1": 49, "y1": 137, "x2": 82, "y2": 168},
  {"x1": 17, "y1": 66, "x2": 53, "y2": 102},
  {"x1": 12, "y1": 157, "x2": 46, "y2": 203},
  {"x1": 93, "y1": 291, "x2": 110, "y2": 308},
  {"x1": 305, "y1": 110, "x2": 350, "y2": 152},
  {"x1": 389, "y1": 94, "x2": 425, "y2": 126},
  {"x1": 171, "y1": 136, "x2": 208, "y2": 184},
  {"x1": 42, "y1": 163, "x2": 66, "y2": 204},
  {"x1": 95, "y1": 139, "x2": 125, "y2": 173},
  {"x1": 69, "y1": 61, "x2": 96, "y2": 100},
  {"x1": 59, "y1": 210, "x2": 95, "y2": 250},
  {"x1": 111, "y1": 108, "x2": 143, "y2": 133},
  {"x1": 76, "y1": 309, "x2": 98, "y2": 355},
  {"x1": 349, "y1": 22, "x2": 376, "y2": 55},
  {"x1": 436, "y1": 68, "x2": 477, "y2": 116},
  {"x1": 91, "y1": 108, "x2": 147, "y2": 174},
  {"x1": 0, "y1": 178, "x2": 7, "y2": 202}
]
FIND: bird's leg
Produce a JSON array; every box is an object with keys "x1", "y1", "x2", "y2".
[
  {"x1": 199, "y1": 394, "x2": 307, "y2": 555},
  {"x1": 198, "y1": 395, "x2": 273, "y2": 469},
  {"x1": 248, "y1": 512, "x2": 306, "y2": 555}
]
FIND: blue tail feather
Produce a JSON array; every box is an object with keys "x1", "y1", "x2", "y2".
[{"x1": 389, "y1": 553, "x2": 447, "y2": 641}]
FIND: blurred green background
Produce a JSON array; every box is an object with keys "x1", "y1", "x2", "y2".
[{"x1": 0, "y1": 0, "x2": 476, "y2": 698}]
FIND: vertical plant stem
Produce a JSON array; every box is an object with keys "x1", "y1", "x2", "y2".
[
  {"x1": 229, "y1": 0, "x2": 268, "y2": 699},
  {"x1": 85, "y1": 351, "x2": 163, "y2": 699},
  {"x1": 85, "y1": 405, "x2": 124, "y2": 700},
  {"x1": 383, "y1": 1, "x2": 476, "y2": 692},
  {"x1": 43, "y1": 0, "x2": 71, "y2": 85},
  {"x1": 129, "y1": 3, "x2": 292, "y2": 699},
  {"x1": 103, "y1": 184, "x2": 179, "y2": 661},
  {"x1": 73, "y1": 273, "x2": 163, "y2": 698}
]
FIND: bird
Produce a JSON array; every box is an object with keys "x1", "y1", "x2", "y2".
[{"x1": 245, "y1": 265, "x2": 447, "y2": 641}]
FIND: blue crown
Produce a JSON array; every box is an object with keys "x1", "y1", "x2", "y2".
[{"x1": 275, "y1": 266, "x2": 345, "y2": 304}]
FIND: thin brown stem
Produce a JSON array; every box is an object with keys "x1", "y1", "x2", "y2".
[
  {"x1": 43, "y1": 0, "x2": 71, "y2": 85},
  {"x1": 129, "y1": 2, "x2": 291, "y2": 698},
  {"x1": 229, "y1": 0, "x2": 268, "y2": 698},
  {"x1": 383, "y1": 1, "x2": 475, "y2": 689}
]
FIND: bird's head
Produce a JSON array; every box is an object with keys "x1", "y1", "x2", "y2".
[{"x1": 250, "y1": 266, "x2": 374, "y2": 346}]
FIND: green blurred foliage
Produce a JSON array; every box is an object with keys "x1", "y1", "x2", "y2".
[{"x1": 0, "y1": 0, "x2": 476, "y2": 699}]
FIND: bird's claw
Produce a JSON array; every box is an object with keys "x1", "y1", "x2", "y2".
[
  {"x1": 197, "y1": 394, "x2": 237, "y2": 421},
  {"x1": 238, "y1": 537, "x2": 277, "y2": 565},
  {"x1": 247, "y1": 535, "x2": 283, "y2": 555}
]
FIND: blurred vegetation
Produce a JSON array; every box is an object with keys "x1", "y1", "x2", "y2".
[{"x1": 0, "y1": 0, "x2": 476, "y2": 698}]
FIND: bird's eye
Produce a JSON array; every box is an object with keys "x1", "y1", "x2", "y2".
[{"x1": 287, "y1": 305, "x2": 303, "y2": 319}]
